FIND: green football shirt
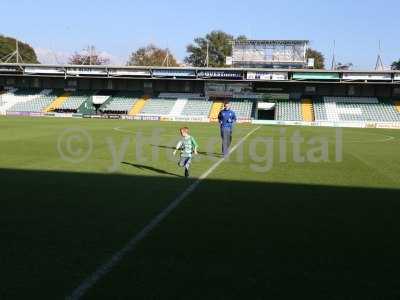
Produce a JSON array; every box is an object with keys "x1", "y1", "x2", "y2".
[{"x1": 176, "y1": 135, "x2": 199, "y2": 158}]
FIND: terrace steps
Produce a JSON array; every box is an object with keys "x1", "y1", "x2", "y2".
[
  {"x1": 44, "y1": 92, "x2": 71, "y2": 112},
  {"x1": 128, "y1": 96, "x2": 149, "y2": 116},
  {"x1": 169, "y1": 98, "x2": 188, "y2": 116},
  {"x1": 301, "y1": 99, "x2": 315, "y2": 122},
  {"x1": 394, "y1": 101, "x2": 400, "y2": 113},
  {"x1": 209, "y1": 100, "x2": 224, "y2": 121}
]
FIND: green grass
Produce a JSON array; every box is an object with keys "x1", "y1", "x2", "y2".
[{"x1": 1, "y1": 116, "x2": 400, "y2": 299}]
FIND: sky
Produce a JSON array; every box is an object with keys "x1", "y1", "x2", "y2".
[{"x1": 1, "y1": 0, "x2": 399, "y2": 69}]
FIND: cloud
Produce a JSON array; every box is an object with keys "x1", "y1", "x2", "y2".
[
  {"x1": 97, "y1": 51, "x2": 126, "y2": 66},
  {"x1": 35, "y1": 47, "x2": 126, "y2": 65},
  {"x1": 35, "y1": 47, "x2": 70, "y2": 65}
]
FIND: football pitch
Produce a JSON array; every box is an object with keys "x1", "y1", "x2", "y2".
[{"x1": 1, "y1": 116, "x2": 400, "y2": 299}]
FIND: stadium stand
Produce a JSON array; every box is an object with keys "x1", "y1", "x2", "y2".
[
  {"x1": 313, "y1": 98, "x2": 328, "y2": 121},
  {"x1": 55, "y1": 91, "x2": 93, "y2": 113},
  {"x1": 209, "y1": 100, "x2": 224, "y2": 120},
  {"x1": 169, "y1": 98, "x2": 188, "y2": 116},
  {"x1": 229, "y1": 99, "x2": 253, "y2": 120},
  {"x1": 301, "y1": 99, "x2": 314, "y2": 121},
  {"x1": 275, "y1": 99, "x2": 303, "y2": 121},
  {"x1": 314, "y1": 97, "x2": 400, "y2": 122},
  {"x1": 129, "y1": 96, "x2": 148, "y2": 115},
  {"x1": 181, "y1": 98, "x2": 213, "y2": 117},
  {"x1": 140, "y1": 97, "x2": 177, "y2": 116},
  {"x1": 7, "y1": 90, "x2": 61, "y2": 113},
  {"x1": 0, "y1": 88, "x2": 56, "y2": 114},
  {"x1": 394, "y1": 101, "x2": 400, "y2": 113},
  {"x1": 0, "y1": 88, "x2": 17, "y2": 113},
  {"x1": 100, "y1": 92, "x2": 141, "y2": 115},
  {"x1": 44, "y1": 92, "x2": 71, "y2": 112},
  {"x1": 1, "y1": 88, "x2": 398, "y2": 124},
  {"x1": 78, "y1": 96, "x2": 97, "y2": 115}
]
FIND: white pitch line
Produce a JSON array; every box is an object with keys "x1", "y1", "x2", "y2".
[
  {"x1": 113, "y1": 126, "x2": 132, "y2": 134},
  {"x1": 345, "y1": 133, "x2": 396, "y2": 144},
  {"x1": 66, "y1": 126, "x2": 261, "y2": 300}
]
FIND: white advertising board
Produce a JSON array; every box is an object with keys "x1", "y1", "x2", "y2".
[{"x1": 343, "y1": 73, "x2": 391, "y2": 81}]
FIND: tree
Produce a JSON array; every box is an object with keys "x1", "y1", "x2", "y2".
[
  {"x1": 391, "y1": 59, "x2": 400, "y2": 70},
  {"x1": 68, "y1": 46, "x2": 110, "y2": 65},
  {"x1": 185, "y1": 31, "x2": 246, "y2": 67},
  {"x1": 335, "y1": 62, "x2": 353, "y2": 70},
  {"x1": 305, "y1": 48, "x2": 325, "y2": 69},
  {"x1": 127, "y1": 44, "x2": 179, "y2": 67},
  {"x1": 0, "y1": 35, "x2": 38, "y2": 63}
]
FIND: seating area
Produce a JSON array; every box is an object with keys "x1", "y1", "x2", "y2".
[
  {"x1": 274, "y1": 100, "x2": 302, "y2": 121},
  {"x1": 100, "y1": 92, "x2": 140, "y2": 114},
  {"x1": 229, "y1": 99, "x2": 253, "y2": 119},
  {"x1": 314, "y1": 97, "x2": 400, "y2": 122},
  {"x1": 2, "y1": 88, "x2": 399, "y2": 124},
  {"x1": 140, "y1": 98, "x2": 177, "y2": 115},
  {"x1": 0, "y1": 88, "x2": 56, "y2": 114},
  {"x1": 8, "y1": 90, "x2": 60, "y2": 113},
  {"x1": 313, "y1": 99, "x2": 328, "y2": 121},
  {"x1": 138, "y1": 96, "x2": 252, "y2": 119},
  {"x1": 55, "y1": 91, "x2": 93, "y2": 113},
  {"x1": 181, "y1": 98, "x2": 212, "y2": 117}
]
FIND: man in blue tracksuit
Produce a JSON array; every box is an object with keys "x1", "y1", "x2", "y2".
[{"x1": 218, "y1": 101, "x2": 237, "y2": 157}]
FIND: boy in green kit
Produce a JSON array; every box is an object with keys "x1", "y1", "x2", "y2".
[{"x1": 173, "y1": 127, "x2": 199, "y2": 178}]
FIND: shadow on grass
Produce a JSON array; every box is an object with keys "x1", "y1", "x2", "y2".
[
  {"x1": 121, "y1": 161, "x2": 181, "y2": 177},
  {"x1": 1, "y1": 167, "x2": 400, "y2": 299}
]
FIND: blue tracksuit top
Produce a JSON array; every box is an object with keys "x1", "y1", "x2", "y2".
[{"x1": 218, "y1": 109, "x2": 237, "y2": 129}]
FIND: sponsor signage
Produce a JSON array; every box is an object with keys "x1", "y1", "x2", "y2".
[
  {"x1": 205, "y1": 82, "x2": 251, "y2": 97},
  {"x1": 206, "y1": 91, "x2": 233, "y2": 97},
  {"x1": 133, "y1": 115, "x2": 160, "y2": 121},
  {"x1": 293, "y1": 72, "x2": 340, "y2": 80},
  {"x1": 121, "y1": 115, "x2": 134, "y2": 120},
  {"x1": 66, "y1": 67, "x2": 107, "y2": 76},
  {"x1": 108, "y1": 68, "x2": 151, "y2": 77},
  {"x1": 5, "y1": 111, "x2": 44, "y2": 117},
  {"x1": 376, "y1": 122, "x2": 400, "y2": 129},
  {"x1": 55, "y1": 113, "x2": 75, "y2": 118},
  {"x1": 107, "y1": 115, "x2": 121, "y2": 119},
  {"x1": 236, "y1": 119, "x2": 252, "y2": 124},
  {"x1": 6, "y1": 111, "x2": 24, "y2": 116},
  {"x1": 198, "y1": 70, "x2": 242, "y2": 79},
  {"x1": 162, "y1": 116, "x2": 210, "y2": 123},
  {"x1": 231, "y1": 93, "x2": 263, "y2": 100},
  {"x1": 152, "y1": 69, "x2": 196, "y2": 78},
  {"x1": 29, "y1": 112, "x2": 44, "y2": 117},
  {"x1": 25, "y1": 67, "x2": 65, "y2": 75},
  {"x1": 246, "y1": 71, "x2": 288, "y2": 81},
  {"x1": 0, "y1": 66, "x2": 20, "y2": 73},
  {"x1": 251, "y1": 120, "x2": 379, "y2": 129},
  {"x1": 262, "y1": 93, "x2": 290, "y2": 100},
  {"x1": 342, "y1": 73, "x2": 391, "y2": 81}
]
